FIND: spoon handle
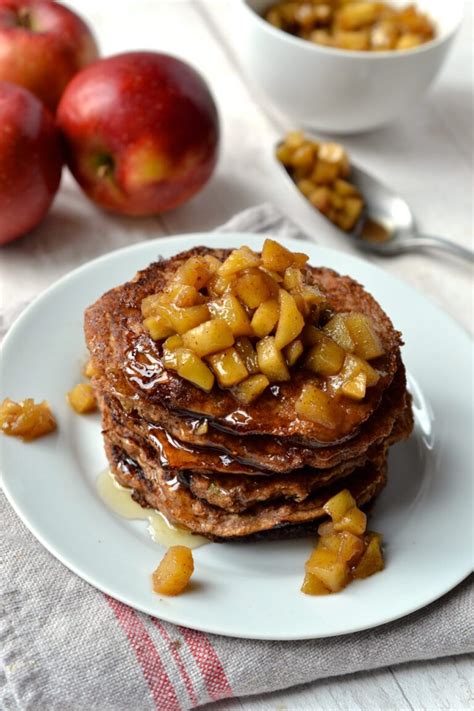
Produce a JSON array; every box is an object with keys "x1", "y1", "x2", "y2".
[{"x1": 402, "y1": 235, "x2": 474, "y2": 262}]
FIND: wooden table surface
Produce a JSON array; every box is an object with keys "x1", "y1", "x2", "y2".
[{"x1": 1, "y1": 1, "x2": 472, "y2": 709}]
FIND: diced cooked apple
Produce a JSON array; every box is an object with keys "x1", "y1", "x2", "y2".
[
  {"x1": 341, "y1": 197, "x2": 364, "y2": 228},
  {"x1": 305, "y1": 546, "x2": 349, "y2": 592},
  {"x1": 256, "y1": 336, "x2": 290, "y2": 382},
  {"x1": 176, "y1": 349, "x2": 215, "y2": 392},
  {"x1": 291, "y1": 141, "x2": 316, "y2": 169},
  {"x1": 296, "y1": 383, "x2": 335, "y2": 428},
  {"x1": 285, "y1": 130, "x2": 305, "y2": 149},
  {"x1": 262, "y1": 238, "x2": 297, "y2": 272},
  {"x1": 335, "y1": 531, "x2": 365, "y2": 566},
  {"x1": 251, "y1": 299, "x2": 280, "y2": 338},
  {"x1": 336, "y1": 2, "x2": 379, "y2": 30},
  {"x1": 234, "y1": 337, "x2": 259, "y2": 374},
  {"x1": 283, "y1": 265, "x2": 304, "y2": 292},
  {"x1": 334, "y1": 179, "x2": 360, "y2": 198},
  {"x1": 209, "y1": 294, "x2": 253, "y2": 337},
  {"x1": 310, "y1": 185, "x2": 332, "y2": 212},
  {"x1": 305, "y1": 334, "x2": 345, "y2": 376},
  {"x1": 203, "y1": 254, "x2": 221, "y2": 273},
  {"x1": 143, "y1": 315, "x2": 175, "y2": 341},
  {"x1": 334, "y1": 28, "x2": 370, "y2": 50},
  {"x1": 152, "y1": 545, "x2": 194, "y2": 596},
  {"x1": 163, "y1": 284, "x2": 204, "y2": 308},
  {"x1": 302, "y1": 284, "x2": 326, "y2": 310},
  {"x1": 312, "y1": 160, "x2": 340, "y2": 185},
  {"x1": 293, "y1": 252, "x2": 309, "y2": 268},
  {"x1": 208, "y1": 348, "x2": 248, "y2": 387},
  {"x1": 301, "y1": 572, "x2": 331, "y2": 596},
  {"x1": 335, "y1": 211, "x2": 357, "y2": 232},
  {"x1": 274, "y1": 289, "x2": 305, "y2": 349},
  {"x1": 341, "y1": 371, "x2": 367, "y2": 400},
  {"x1": 159, "y1": 283, "x2": 183, "y2": 305},
  {"x1": 330, "y1": 191, "x2": 344, "y2": 210},
  {"x1": 297, "y1": 179, "x2": 316, "y2": 199},
  {"x1": 339, "y1": 354, "x2": 379, "y2": 387},
  {"x1": 291, "y1": 290, "x2": 308, "y2": 318},
  {"x1": 141, "y1": 294, "x2": 163, "y2": 318},
  {"x1": 207, "y1": 272, "x2": 233, "y2": 298},
  {"x1": 276, "y1": 142, "x2": 294, "y2": 165},
  {"x1": 318, "y1": 142, "x2": 349, "y2": 173},
  {"x1": 343, "y1": 313, "x2": 384, "y2": 360},
  {"x1": 161, "y1": 334, "x2": 183, "y2": 370},
  {"x1": 284, "y1": 338, "x2": 304, "y2": 366},
  {"x1": 67, "y1": 383, "x2": 97, "y2": 414},
  {"x1": 323, "y1": 314, "x2": 355, "y2": 352},
  {"x1": 334, "y1": 506, "x2": 367, "y2": 536},
  {"x1": 302, "y1": 324, "x2": 322, "y2": 346},
  {"x1": 396, "y1": 32, "x2": 423, "y2": 50},
  {"x1": 182, "y1": 318, "x2": 234, "y2": 357},
  {"x1": 309, "y1": 29, "x2": 334, "y2": 46},
  {"x1": 0, "y1": 398, "x2": 57, "y2": 441},
  {"x1": 352, "y1": 533, "x2": 384, "y2": 579},
  {"x1": 232, "y1": 374, "x2": 270, "y2": 404},
  {"x1": 318, "y1": 531, "x2": 364, "y2": 567},
  {"x1": 159, "y1": 304, "x2": 210, "y2": 335},
  {"x1": 317, "y1": 519, "x2": 335, "y2": 537},
  {"x1": 176, "y1": 256, "x2": 214, "y2": 289},
  {"x1": 83, "y1": 359, "x2": 96, "y2": 379},
  {"x1": 235, "y1": 268, "x2": 277, "y2": 308},
  {"x1": 218, "y1": 246, "x2": 260, "y2": 276},
  {"x1": 318, "y1": 532, "x2": 343, "y2": 554},
  {"x1": 323, "y1": 489, "x2": 356, "y2": 521},
  {"x1": 371, "y1": 19, "x2": 399, "y2": 50}
]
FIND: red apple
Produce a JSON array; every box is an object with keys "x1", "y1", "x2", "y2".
[
  {"x1": 0, "y1": 81, "x2": 63, "y2": 245},
  {"x1": 0, "y1": 0, "x2": 99, "y2": 112},
  {"x1": 57, "y1": 51, "x2": 219, "y2": 216}
]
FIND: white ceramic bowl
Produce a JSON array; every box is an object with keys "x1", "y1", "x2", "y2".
[{"x1": 236, "y1": 0, "x2": 463, "y2": 133}]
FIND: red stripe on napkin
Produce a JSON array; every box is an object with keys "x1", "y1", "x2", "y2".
[
  {"x1": 151, "y1": 619, "x2": 198, "y2": 707},
  {"x1": 179, "y1": 626, "x2": 232, "y2": 701},
  {"x1": 106, "y1": 596, "x2": 180, "y2": 711}
]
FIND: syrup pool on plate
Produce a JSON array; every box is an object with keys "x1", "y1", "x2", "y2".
[{"x1": 96, "y1": 469, "x2": 208, "y2": 549}]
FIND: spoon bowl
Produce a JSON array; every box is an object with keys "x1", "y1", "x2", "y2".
[{"x1": 275, "y1": 141, "x2": 473, "y2": 262}]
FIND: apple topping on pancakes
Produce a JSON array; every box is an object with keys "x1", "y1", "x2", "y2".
[{"x1": 140, "y1": 240, "x2": 385, "y2": 428}]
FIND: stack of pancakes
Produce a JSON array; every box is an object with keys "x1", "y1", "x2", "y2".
[{"x1": 85, "y1": 247, "x2": 413, "y2": 541}]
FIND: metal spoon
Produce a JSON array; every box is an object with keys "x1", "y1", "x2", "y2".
[{"x1": 275, "y1": 143, "x2": 474, "y2": 263}]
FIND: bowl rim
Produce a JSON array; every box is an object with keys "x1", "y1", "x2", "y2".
[{"x1": 238, "y1": 0, "x2": 464, "y2": 60}]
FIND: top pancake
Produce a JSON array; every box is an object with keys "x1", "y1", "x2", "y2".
[{"x1": 84, "y1": 246, "x2": 403, "y2": 446}]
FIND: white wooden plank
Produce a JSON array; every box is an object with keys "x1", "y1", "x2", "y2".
[
  {"x1": 201, "y1": 655, "x2": 474, "y2": 710},
  {"x1": 200, "y1": 666, "x2": 411, "y2": 710},
  {"x1": 391, "y1": 654, "x2": 474, "y2": 711}
]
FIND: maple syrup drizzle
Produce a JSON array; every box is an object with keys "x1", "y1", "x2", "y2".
[{"x1": 96, "y1": 468, "x2": 208, "y2": 549}]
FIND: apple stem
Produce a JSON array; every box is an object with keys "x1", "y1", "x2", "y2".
[
  {"x1": 97, "y1": 164, "x2": 110, "y2": 179},
  {"x1": 17, "y1": 8, "x2": 32, "y2": 30},
  {"x1": 95, "y1": 155, "x2": 115, "y2": 180}
]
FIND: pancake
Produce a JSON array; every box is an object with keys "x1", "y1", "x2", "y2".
[
  {"x1": 95, "y1": 354, "x2": 409, "y2": 473},
  {"x1": 104, "y1": 435, "x2": 388, "y2": 540}
]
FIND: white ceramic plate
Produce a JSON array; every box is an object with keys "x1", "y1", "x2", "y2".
[{"x1": 1, "y1": 233, "x2": 472, "y2": 640}]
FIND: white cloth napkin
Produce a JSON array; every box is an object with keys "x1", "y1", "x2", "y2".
[{"x1": 1, "y1": 204, "x2": 473, "y2": 711}]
